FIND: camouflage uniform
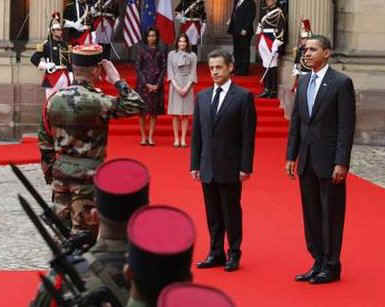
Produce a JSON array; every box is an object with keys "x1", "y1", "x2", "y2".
[
  {"x1": 31, "y1": 158, "x2": 150, "y2": 307},
  {"x1": 31, "y1": 239, "x2": 130, "y2": 307},
  {"x1": 38, "y1": 80, "x2": 144, "y2": 232}
]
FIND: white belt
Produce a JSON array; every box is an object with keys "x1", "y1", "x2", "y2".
[
  {"x1": 184, "y1": 17, "x2": 202, "y2": 22},
  {"x1": 262, "y1": 29, "x2": 275, "y2": 33}
]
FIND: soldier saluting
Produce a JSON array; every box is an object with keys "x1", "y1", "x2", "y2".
[
  {"x1": 31, "y1": 12, "x2": 72, "y2": 99},
  {"x1": 38, "y1": 44, "x2": 145, "y2": 234},
  {"x1": 175, "y1": 0, "x2": 207, "y2": 54}
]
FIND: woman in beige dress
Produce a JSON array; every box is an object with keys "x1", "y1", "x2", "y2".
[{"x1": 167, "y1": 33, "x2": 198, "y2": 147}]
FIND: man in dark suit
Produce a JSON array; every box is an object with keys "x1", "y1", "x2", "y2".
[
  {"x1": 227, "y1": 0, "x2": 256, "y2": 75},
  {"x1": 286, "y1": 35, "x2": 356, "y2": 284},
  {"x1": 191, "y1": 49, "x2": 257, "y2": 272}
]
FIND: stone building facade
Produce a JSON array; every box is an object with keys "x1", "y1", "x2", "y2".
[{"x1": 0, "y1": 0, "x2": 384, "y2": 145}]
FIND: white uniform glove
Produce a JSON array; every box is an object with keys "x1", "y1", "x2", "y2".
[
  {"x1": 68, "y1": 72, "x2": 74, "y2": 83},
  {"x1": 64, "y1": 20, "x2": 86, "y2": 32},
  {"x1": 201, "y1": 22, "x2": 207, "y2": 37},
  {"x1": 38, "y1": 61, "x2": 56, "y2": 72}
]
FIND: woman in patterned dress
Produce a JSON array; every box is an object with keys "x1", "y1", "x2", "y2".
[
  {"x1": 167, "y1": 33, "x2": 197, "y2": 147},
  {"x1": 135, "y1": 27, "x2": 167, "y2": 146}
]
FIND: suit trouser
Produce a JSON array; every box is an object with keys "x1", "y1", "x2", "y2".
[
  {"x1": 232, "y1": 34, "x2": 252, "y2": 75},
  {"x1": 299, "y1": 160, "x2": 346, "y2": 270},
  {"x1": 202, "y1": 181, "x2": 242, "y2": 257}
]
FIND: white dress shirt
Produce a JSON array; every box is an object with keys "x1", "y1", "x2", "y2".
[
  {"x1": 311, "y1": 64, "x2": 329, "y2": 98},
  {"x1": 212, "y1": 79, "x2": 232, "y2": 113}
]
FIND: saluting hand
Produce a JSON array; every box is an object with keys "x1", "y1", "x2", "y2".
[{"x1": 101, "y1": 59, "x2": 120, "y2": 84}]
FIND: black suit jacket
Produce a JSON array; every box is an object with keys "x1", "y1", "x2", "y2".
[
  {"x1": 191, "y1": 83, "x2": 257, "y2": 183},
  {"x1": 286, "y1": 67, "x2": 356, "y2": 178},
  {"x1": 228, "y1": 0, "x2": 256, "y2": 36}
]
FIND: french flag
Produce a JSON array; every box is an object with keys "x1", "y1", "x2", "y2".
[{"x1": 155, "y1": 0, "x2": 175, "y2": 45}]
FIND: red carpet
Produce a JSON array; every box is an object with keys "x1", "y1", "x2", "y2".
[{"x1": 1, "y1": 137, "x2": 385, "y2": 307}]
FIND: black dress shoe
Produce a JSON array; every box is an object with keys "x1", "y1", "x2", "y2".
[
  {"x1": 295, "y1": 269, "x2": 320, "y2": 282},
  {"x1": 309, "y1": 270, "x2": 340, "y2": 284},
  {"x1": 224, "y1": 255, "x2": 240, "y2": 272},
  {"x1": 197, "y1": 255, "x2": 226, "y2": 269}
]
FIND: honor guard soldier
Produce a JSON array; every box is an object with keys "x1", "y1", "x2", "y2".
[
  {"x1": 31, "y1": 158, "x2": 150, "y2": 307},
  {"x1": 63, "y1": 0, "x2": 93, "y2": 46},
  {"x1": 292, "y1": 19, "x2": 312, "y2": 91},
  {"x1": 38, "y1": 44, "x2": 145, "y2": 234},
  {"x1": 90, "y1": 0, "x2": 120, "y2": 60},
  {"x1": 228, "y1": 0, "x2": 257, "y2": 75},
  {"x1": 256, "y1": 0, "x2": 286, "y2": 98},
  {"x1": 175, "y1": 0, "x2": 207, "y2": 54},
  {"x1": 125, "y1": 205, "x2": 196, "y2": 307},
  {"x1": 31, "y1": 12, "x2": 72, "y2": 99},
  {"x1": 158, "y1": 283, "x2": 236, "y2": 307}
]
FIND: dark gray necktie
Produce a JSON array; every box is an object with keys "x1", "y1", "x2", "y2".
[{"x1": 211, "y1": 87, "x2": 223, "y2": 122}]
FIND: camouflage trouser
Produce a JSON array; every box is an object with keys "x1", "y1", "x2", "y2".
[{"x1": 52, "y1": 179, "x2": 97, "y2": 233}]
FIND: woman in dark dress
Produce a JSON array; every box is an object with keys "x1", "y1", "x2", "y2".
[{"x1": 135, "y1": 28, "x2": 167, "y2": 145}]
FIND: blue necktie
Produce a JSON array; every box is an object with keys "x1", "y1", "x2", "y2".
[
  {"x1": 211, "y1": 87, "x2": 222, "y2": 122},
  {"x1": 307, "y1": 74, "x2": 318, "y2": 116}
]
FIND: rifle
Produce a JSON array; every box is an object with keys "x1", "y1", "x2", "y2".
[
  {"x1": 11, "y1": 164, "x2": 94, "y2": 254},
  {"x1": 20, "y1": 196, "x2": 122, "y2": 307},
  {"x1": 39, "y1": 274, "x2": 123, "y2": 307}
]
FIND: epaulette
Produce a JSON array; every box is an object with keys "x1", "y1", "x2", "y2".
[{"x1": 36, "y1": 40, "x2": 48, "y2": 52}]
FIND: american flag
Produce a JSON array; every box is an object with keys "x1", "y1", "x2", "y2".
[{"x1": 123, "y1": 0, "x2": 142, "y2": 47}]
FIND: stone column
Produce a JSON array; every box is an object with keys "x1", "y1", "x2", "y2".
[
  {"x1": 205, "y1": 0, "x2": 233, "y2": 39},
  {"x1": 287, "y1": 0, "x2": 335, "y2": 49},
  {"x1": 0, "y1": 0, "x2": 12, "y2": 50},
  {"x1": 28, "y1": 0, "x2": 63, "y2": 46}
]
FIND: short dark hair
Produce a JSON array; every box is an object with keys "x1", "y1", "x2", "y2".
[
  {"x1": 174, "y1": 33, "x2": 191, "y2": 52},
  {"x1": 207, "y1": 49, "x2": 234, "y2": 65},
  {"x1": 143, "y1": 27, "x2": 160, "y2": 46},
  {"x1": 309, "y1": 34, "x2": 332, "y2": 50}
]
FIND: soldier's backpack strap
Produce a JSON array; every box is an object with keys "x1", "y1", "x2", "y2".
[{"x1": 82, "y1": 253, "x2": 128, "y2": 307}]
